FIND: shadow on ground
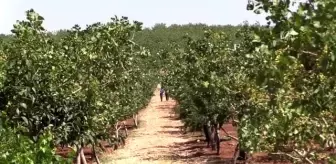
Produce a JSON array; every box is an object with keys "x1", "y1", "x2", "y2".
[
  {"x1": 161, "y1": 125, "x2": 184, "y2": 129},
  {"x1": 155, "y1": 104, "x2": 174, "y2": 109},
  {"x1": 160, "y1": 115, "x2": 180, "y2": 120},
  {"x1": 157, "y1": 130, "x2": 183, "y2": 135},
  {"x1": 140, "y1": 139, "x2": 233, "y2": 164}
]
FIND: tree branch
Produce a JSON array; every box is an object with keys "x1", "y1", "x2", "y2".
[
  {"x1": 221, "y1": 127, "x2": 238, "y2": 141},
  {"x1": 270, "y1": 152, "x2": 301, "y2": 161}
]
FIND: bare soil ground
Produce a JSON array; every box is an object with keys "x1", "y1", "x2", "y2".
[
  {"x1": 56, "y1": 89, "x2": 335, "y2": 164},
  {"x1": 101, "y1": 90, "x2": 228, "y2": 164},
  {"x1": 100, "y1": 90, "x2": 292, "y2": 164}
]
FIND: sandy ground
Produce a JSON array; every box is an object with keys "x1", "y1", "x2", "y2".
[
  {"x1": 100, "y1": 90, "x2": 292, "y2": 164},
  {"x1": 101, "y1": 90, "x2": 222, "y2": 164}
]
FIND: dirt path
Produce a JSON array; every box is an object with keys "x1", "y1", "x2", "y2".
[
  {"x1": 101, "y1": 90, "x2": 230, "y2": 164},
  {"x1": 100, "y1": 89, "x2": 296, "y2": 164}
]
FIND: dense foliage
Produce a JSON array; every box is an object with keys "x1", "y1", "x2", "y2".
[
  {"x1": 2, "y1": 23, "x2": 242, "y2": 55},
  {"x1": 133, "y1": 23, "x2": 240, "y2": 55},
  {"x1": 1, "y1": 0, "x2": 336, "y2": 163},
  {"x1": 160, "y1": 0, "x2": 336, "y2": 163},
  {"x1": 0, "y1": 9, "x2": 157, "y2": 163}
]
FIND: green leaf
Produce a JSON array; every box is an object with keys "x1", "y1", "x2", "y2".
[
  {"x1": 331, "y1": 54, "x2": 335, "y2": 61},
  {"x1": 21, "y1": 116, "x2": 29, "y2": 125},
  {"x1": 313, "y1": 21, "x2": 321, "y2": 28},
  {"x1": 20, "y1": 103, "x2": 27, "y2": 109},
  {"x1": 287, "y1": 28, "x2": 298, "y2": 37},
  {"x1": 294, "y1": 129, "x2": 299, "y2": 135},
  {"x1": 203, "y1": 81, "x2": 209, "y2": 88}
]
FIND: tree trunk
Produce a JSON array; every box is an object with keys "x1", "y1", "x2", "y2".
[
  {"x1": 76, "y1": 145, "x2": 81, "y2": 164},
  {"x1": 203, "y1": 122, "x2": 211, "y2": 147},
  {"x1": 93, "y1": 145, "x2": 101, "y2": 164},
  {"x1": 99, "y1": 142, "x2": 106, "y2": 152},
  {"x1": 123, "y1": 121, "x2": 128, "y2": 137},
  {"x1": 133, "y1": 114, "x2": 138, "y2": 128},
  {"x1": 115, "y1": 123, "x2": 119, "y2": 139},
  {"x1": 80, "y1": 146, "x2": 87, "y2": 164},
  {"x1": 233, "y1": 144, "x2": 239, "y2": 164}
]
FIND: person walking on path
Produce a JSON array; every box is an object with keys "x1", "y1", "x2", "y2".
[
  {"x1": 165, "y1": 89, "x2": 169, "y2": 101},
  {"x1": 160, "y1": 88, "x2": 165, "y2": 102}
]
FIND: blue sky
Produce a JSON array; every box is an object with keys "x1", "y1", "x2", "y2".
[{"x1": 0, "y1": 0, "x2": 267, "y2": 34}]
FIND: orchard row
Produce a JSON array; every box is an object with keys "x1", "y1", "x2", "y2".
[
  {"x1": 0, "y1": 0, "x2": 335, "y2": 163},
  {"x1": 160, "y1": 0, "x2": 336, "y2": 163},
  {"x1": 0, "y1": 9, "x2": 158, "y2": 163}
]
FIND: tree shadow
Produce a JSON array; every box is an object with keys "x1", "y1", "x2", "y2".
[
  {"x1": 205, "y1": 157, "x2": 233, "y2": 164},
  {"x1": 160, "y1": 116, "x2": 180, "y2": 120},
  {"x1": 143, "y1": 139, "x2": 233, "y2": 163},
  {"x1": 157, "y1": 130, "x2": 183, "y2": 135},
  {"x1": 155, "y1": 104, "x2": 174, "y2": 109},
  {"x1": 161, "y1": 125, "x2": 184, "y2": 129}
]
